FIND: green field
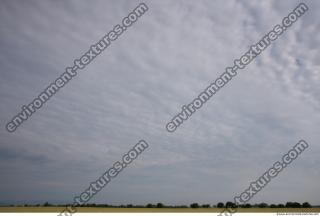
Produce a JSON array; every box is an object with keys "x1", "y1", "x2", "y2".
[{"x1": 0, "y1": 207, "x2": 319, "y2": 213}]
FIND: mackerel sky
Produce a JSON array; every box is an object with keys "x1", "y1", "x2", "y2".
[{"x1": 0, "y1": 0, "x2": 319, "y2": 205}]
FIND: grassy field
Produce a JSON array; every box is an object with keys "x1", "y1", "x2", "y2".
[{"x1": 0, "y1": 207, "x2": 319, "y2": 213}]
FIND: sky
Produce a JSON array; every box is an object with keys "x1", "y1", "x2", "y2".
[{"x1": 0, "y1": 0, "x2": 320, "y2": 206}]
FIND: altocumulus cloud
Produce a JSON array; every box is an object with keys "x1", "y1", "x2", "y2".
[{"x1": 0, "y1": 0, "x2": 319, "y2": 205}]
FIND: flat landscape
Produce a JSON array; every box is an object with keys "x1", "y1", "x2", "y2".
[
  {"x1": 0, "y1": 207, "x2": 320, "y2": 213},
  {"x1": 1, "y1": 1, "x2": 319, "y2": 213}
]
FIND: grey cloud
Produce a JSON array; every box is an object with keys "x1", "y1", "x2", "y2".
[{"x1": 0, "y1": 0, "x2": 319, "y2": 205}]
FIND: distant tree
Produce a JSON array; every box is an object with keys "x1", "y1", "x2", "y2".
[
  {"x1": 86, "y1": 203, "x2": 96, "y2": 207},
  {"x1": 244, "y1": 204, "x2": 252, "y2": 208},
  {"x1": 258, "y1": 203, "x2": 268, "y2": 208},
  {"x1": 127, "y1": 204, "x2": 133, "y2": 208},
  {"x1": 285, "y1": 202, "x2": 291, "y2": 208},
  {"x1": 217, "y1": 202, "x2": 224, "y2": 208},
  {"x1": 226, "y1": 201, "x2": 236, "y2": 208},
  {"x1": 172, "y1": 205, "x2": 187, "y2": 208},
  {"x1": 285, "y1": 202, "x2": 301, "y2": 208},
  {"x1": 284, "y1": 202, "x2": 301, "y2": 208},
  {"x1": 202, "y1": 204, "x2": 210, "y2": 208},
  {"x1": 292, "y1": 202, "x2": 301, "y2": 208},
  {"x1": 302, "y1": 202, "x2": 311, "y2": 208},
  {"x1": 156, "y1": 203, "x2": 164, "y2": 208},
  {"x1": 146, "y1": 203, "x2": 154, "y2": 208},
  {"x1": 285, "y1": 202, "x2": 294, "y2": 208},
  {"x1": 277, "y1": 204, "x2": 285, "y2": 208},
  {"x1": 190, "y1": 203, "x2": 199, "y2": 208},
  {"x1": 270, "y1": 204, "x2": 277, "y2": 208},
  {"x1": 43, "y1": 202, "x2": 51, "y2": 207}
]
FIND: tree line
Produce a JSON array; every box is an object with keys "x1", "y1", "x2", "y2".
[{"x1": 10, "y1": 201, "x2": 314, "y2": 208}]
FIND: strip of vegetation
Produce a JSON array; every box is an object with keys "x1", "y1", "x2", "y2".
[{"x1": 1, "y1": 201, "x2": 315, "y2": 209}]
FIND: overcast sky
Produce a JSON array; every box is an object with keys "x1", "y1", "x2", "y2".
[{"x1": 0, "y1": 0, "x2": 320, "y2": 206}]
